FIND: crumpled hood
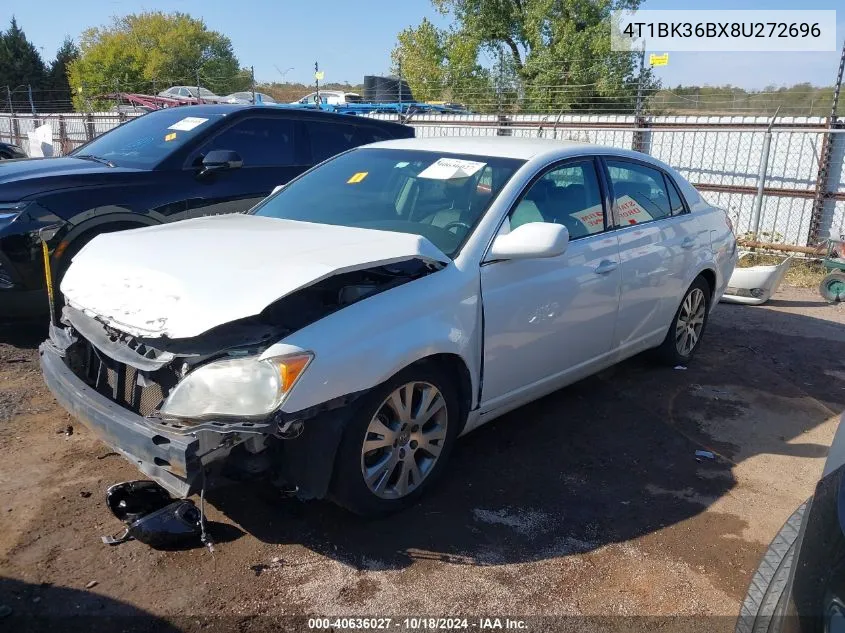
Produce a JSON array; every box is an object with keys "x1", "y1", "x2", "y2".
[{"x1": 61, "y1": 214, "x2": 449, "y2": 339}]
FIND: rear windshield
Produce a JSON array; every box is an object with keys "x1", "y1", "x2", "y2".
[
  {"x1": 71, "y1": 110, "x2": 223, "y2": 169},
  {"x1": 253, "y1": 148, "x2": 524, "y2": 257}
]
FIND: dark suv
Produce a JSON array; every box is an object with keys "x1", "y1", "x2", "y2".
[{"x1": 0, "y1": 105, "x2": 413, "y2": 318}]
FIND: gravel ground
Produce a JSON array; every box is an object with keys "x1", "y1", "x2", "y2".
[{"x1": 0, "y1": 286, "x2": 843, "y2": 632}]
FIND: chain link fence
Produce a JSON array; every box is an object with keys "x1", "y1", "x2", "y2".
[{"x1": 2, "y1": 111, "x2": 843, "y2": 248}]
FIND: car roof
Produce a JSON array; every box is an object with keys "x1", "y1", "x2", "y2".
[
  {"x1": 365, "y1": 136, "x2": 656, "y2": 163},
  {"x1": 143, "y1": 104, "x2": 411, "y2": 131}
]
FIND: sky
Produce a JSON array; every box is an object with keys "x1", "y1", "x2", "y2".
[{"x1": 0, "y1": 0, "x2": 842, "y2": 90}]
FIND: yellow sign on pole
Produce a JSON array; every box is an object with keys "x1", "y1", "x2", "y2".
[
  {"x1": 314, "y1": 71, "x2": 325, "y2": 81},
  {"x1": 649, "y1": 53, "x2": 669, "y2": 67}
]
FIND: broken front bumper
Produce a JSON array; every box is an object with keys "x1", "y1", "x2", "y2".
[{"x1": 40, "y1": 345, "x2": 202, "y2": 497}]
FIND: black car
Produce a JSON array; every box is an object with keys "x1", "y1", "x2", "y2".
[
  {"x1": 0, "y1": 105, "x2": 413, "y2": 318},
  {"x1": 0, "y1": 141, "x2": 27, "y2": 160},
  {"x1": 737, "y1": 411, "x2": 845, "y2": 633}
]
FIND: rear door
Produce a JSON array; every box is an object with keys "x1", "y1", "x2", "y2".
[
  {"x1": 184, "y1": 114, "x2": 309, "y2": 218},
  {"x1": 602, "y1": 158, "x2": 704, "y2": 356}
]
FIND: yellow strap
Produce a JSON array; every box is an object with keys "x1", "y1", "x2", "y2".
[{"x1": 41, "y1": 239, "x2": 55, "y2": 321}]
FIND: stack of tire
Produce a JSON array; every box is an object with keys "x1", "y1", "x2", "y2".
[{"x1": 363, "y1": 76, "x2": 415, "y2": 103}]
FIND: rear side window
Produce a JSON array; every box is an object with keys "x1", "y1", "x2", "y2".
[
  {"x1": 606, "y1": 160, "x2": 672, "y2": 226},
  {"x1": 192, "y1": 117, "x2": 296, "y2": 166},
  {"x1": 305, "y1": 121, "x2": 358, "y2": 163}
]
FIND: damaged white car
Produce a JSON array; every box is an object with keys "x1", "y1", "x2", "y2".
[{"x1": 40, "y1": 138, "x2": 737, "y2": 516}]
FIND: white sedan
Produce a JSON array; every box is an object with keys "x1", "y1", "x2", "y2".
[{"x1": 41, "y1": 137, "x2": 737, "y2": 517}]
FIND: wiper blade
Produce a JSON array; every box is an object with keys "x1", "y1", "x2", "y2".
[{"x1": 75, "y1": 154, "x2": 115, "y2": 168}]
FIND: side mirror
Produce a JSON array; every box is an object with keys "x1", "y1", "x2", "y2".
[
  {"x1": 199, "y1": 149, "x2": 243, "y2": 175},
  {"x1": 487, "y1": 222, "x2": 570, "y2": 262}
]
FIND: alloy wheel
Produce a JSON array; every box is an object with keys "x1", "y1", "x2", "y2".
[
  {"x1": 676, "y1": 287, "x2": 706, "y2": 356},
  {"x1": 360, "y1": 381, "x2": 448, "y2": 499}
]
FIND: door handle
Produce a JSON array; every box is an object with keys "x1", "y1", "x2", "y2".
[
  {"x1": 594, "y1": 260, "x2": 619, "y2": 275},
  {"x1": 681, "y1": 237, "x2": 696, "y2": 249}
]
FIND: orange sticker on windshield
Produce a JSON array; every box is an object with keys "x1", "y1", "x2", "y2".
[
  {"x1": 347, "y1": 172, "x2": 368, "y2": 184},
  {"x1": 164, "y1": 132, "x2": 177, "y2": 142}
]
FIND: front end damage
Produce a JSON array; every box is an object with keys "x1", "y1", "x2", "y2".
[{"x1": 39, "y1": 257, "x2": 441, "y2": 498}]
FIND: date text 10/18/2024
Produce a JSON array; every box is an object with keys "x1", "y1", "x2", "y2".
[{"x1": 307, "y1": 617, "x2": 529, "y2": 630}]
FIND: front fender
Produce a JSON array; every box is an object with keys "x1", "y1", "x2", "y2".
[{"x1": 263, "y1": 265, "x2": 481, "y2": 415}]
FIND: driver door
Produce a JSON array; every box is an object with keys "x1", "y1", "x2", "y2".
[{"x1": 479, "y1": 158, "x2": 622, "y2": 414}]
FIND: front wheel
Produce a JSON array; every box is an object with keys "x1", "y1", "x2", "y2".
[
  {"x1": 656, "y1": 276, "x2": 711, "y2": 366},
  {"x1": 330, "y1": 364, "x2": 460, "y2": 517},
  {"x1": 820, "y1": 272, "x2": 845, "y2": 303}
]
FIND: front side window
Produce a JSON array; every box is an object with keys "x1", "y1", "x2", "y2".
[
  {"x1": 507, "y1": 160, "x2": 606, "y2": 239},
  {"x1": 191, "y1": 117, "x2": 296, "y2": 167},
  {"x1": 606, "y1": 160, "x2": 672, "y2": 226},
  {"x1": 253, "y1": 148, "x2": 524, "y2": 257}
]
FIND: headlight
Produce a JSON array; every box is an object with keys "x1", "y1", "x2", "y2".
[
  {"x1": 160, "y1": 353, "x2": 313, "y2": 420},
  {"x1": 0, "y1": 201, "x2": 28, "y2": 222}
]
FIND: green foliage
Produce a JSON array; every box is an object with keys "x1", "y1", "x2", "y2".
[
  {"x1": 0, "y1": 17, "x2": 48, "y2": 111},
  {"x1": 67, "y1": 12, "x2": 240, "y2": 111},
  {"x1": 394, "y1": 0, "x2": 657, "y2": 113},
  {"x1": 648, "y1": 83, "x2": 843, "y2": 117},
  {"x1": 48, "y1": 37, "x2": 79, "y2": 111}
]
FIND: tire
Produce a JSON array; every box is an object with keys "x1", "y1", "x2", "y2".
[
  {"x1": 736, "y1": 501, "x2": 807, "y2": 633},
  {"x1": 820, "y1": 272, "x2": 845, "y2": 303},
  {"x1": 329, "y1": 363, "x2": 461, "y2": 517},
  {"x1": 655, "y1": 276, "x2": 712, "y2": 366}
]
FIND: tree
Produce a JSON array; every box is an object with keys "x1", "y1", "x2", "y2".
[
  {"x1": 0, "y1": 17, "x2": 48, "y2": 112},
  {"x1": 48, "y1": 37, "x2": 79, "y2": 111},
  {"x1": 391, "y1": 18, "x2": 493, "y2": 109},
  {"x1": 67, "y1": 12, "x2": 240, "y2": 110},
  {"x1": 391, "y1": 19, "x2": 447, "y2": 103},
  {"x1": 425, "y1": 0, "x2": 659, "y2": 112}
]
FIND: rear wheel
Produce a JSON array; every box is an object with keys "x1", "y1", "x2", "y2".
[
  {"x1": 330, "y1": 364, "x2": 460, "y2": 517},
  {"x1": 820, "y1": 272, "x2": 845, "y2": 303},
  {"x1": 656, "y1": 276, "x2": 711, "y2": 366}
]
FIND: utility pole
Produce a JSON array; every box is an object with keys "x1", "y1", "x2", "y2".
[
  {"x1": 634, "y1": 44, "x2": 646, "y2": 119},
  {"x1": 633, "y1": 43, "x2": 646, "y2": 152},
  {"x1": 250, "y1": 66, "x2": 256, "y2": 104},
  {"x1": 314, "y1": 61, "x2": 320, "y2": 105},
  {"x1": 196, "y1": 68, "x2": 201, "y2": 104},
  {"x1": 808, "y1": 38, "x2": 845, "y2": 244},
  {"x1": 397, "y1": 59, "x2": 403, "y2": 104}
]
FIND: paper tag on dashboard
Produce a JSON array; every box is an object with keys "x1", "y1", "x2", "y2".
[
  {"x1": 417, "y1": 158, "x2": 486, "y2": 180},
  {"x1": 168, "y1": 117, "x2": 209, "y2": 132}
]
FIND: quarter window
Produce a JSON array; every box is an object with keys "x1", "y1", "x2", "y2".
[
  {"x1": 507, "y1": 160, "x2": 606, "y2": 239},
  {"x1": 606, "y1": 161, "x2": 672, "y2": 225},
  {"x1": 665, "y1": 175, "x2": 686, "y2": 216}
]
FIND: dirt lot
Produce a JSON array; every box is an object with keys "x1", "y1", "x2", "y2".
[{"x1": 0, "y1": 286, "x2": 844, "y2": 632}]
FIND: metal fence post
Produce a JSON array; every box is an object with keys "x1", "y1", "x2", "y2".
[
  {"x1": 58, "y1": 115, "x2": 68, "y2": 155},
  {"x1": 84, "y1": 113, "x2": 94, "y2": 142},
  {"x1": 751, "y1": 116, "x2": 776, "y2": 241},
  {"x1": 808, "y1": 38, "x2": 844, "y2": 245}
]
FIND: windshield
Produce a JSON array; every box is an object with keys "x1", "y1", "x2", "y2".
[
  {"x1": 253, "y1": 148, "x2": 524, "y2": 257},
  {"x1": 71, "y1": 110, "x2": 223, "y2": 168}
]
